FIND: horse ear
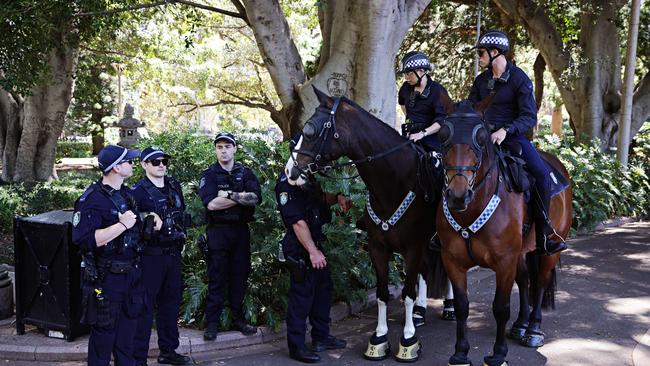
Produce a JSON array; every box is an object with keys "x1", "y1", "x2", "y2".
[
  {"x1": 439, "y1": 89, "x2": 455, "y2": 115},
  {"x1": 473, "y1": 94, "x2": 496, "y2": 118},
  {"x1": 312, "y1": 86, "x2": 332, "y2": 106}
]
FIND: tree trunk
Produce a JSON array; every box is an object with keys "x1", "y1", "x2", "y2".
[
  {"x1": 494, "y1": 0, "x2": 649, "y2": 150},
  {"x1": 242, "y1": 0, "x2": 431, "y2": 138},
  {"x1": 91, "y1": 132, "x2": 104, "y2": 155},
  {"x1": 2, "y1": 44, "x2": 78, "y2": 182},
  {"x1": 0, "y1": 90, "x2": 22, "y2": 182}
]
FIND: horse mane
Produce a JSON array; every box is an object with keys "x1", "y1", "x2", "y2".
[{"x1": 339, "y1": 96, "x2": 406, "y2": 141}]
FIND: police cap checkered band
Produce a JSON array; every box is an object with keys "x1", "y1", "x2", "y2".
[
  {"x1": 399, "y1": 52, "x2": 432, "y2": 73},
  {"x1": 476, "y1": 30, "x2": 509, "y2": 51}
]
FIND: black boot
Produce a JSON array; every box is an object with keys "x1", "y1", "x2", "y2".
[
  {"x1": 204, "y1": 322, "x2": 218, "y2": 341},
  {"x1": 533, "y1": 188, "x2": 567, "y2": 255},
  {"x1": 232, "y1": 319, "x2": 257, "y2": 335},
  {"x1": 157, "y1": 350, "x2": 192, "y2": 365}
]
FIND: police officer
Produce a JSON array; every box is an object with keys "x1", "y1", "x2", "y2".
[
  {"x1": 198, "y1": 132, "x2": 261, "y2": 341},
  {"x1": 397, "y1": 51, "x2": 448, "y2": 151},
  {"x1": 72, "y1": 145, "x2": 148, "y2": 366},
  {"x1": 132, "y1": 147, "x2": 192, "y2": 366},
  {"x1": 275, "y1": 145, "x2": 351, "y2": 363},
  {"x1": 468, "y1": 30, "x2": 567, "y2": 255}
]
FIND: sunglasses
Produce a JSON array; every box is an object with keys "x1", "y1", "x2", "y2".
[
  {"x1": 119, "y1": 160, "x2": 134, "y2": 165},
  {"x1": 477, "y1": 49, "x2": 487, "y2": 57},
  {"x1": 148, "y1": 159, "x2": 169, "y2": 167}
]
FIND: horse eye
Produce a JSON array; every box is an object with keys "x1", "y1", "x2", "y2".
[
  {"x1": 439, "y1": 124, "x2": 451, "y2": 145},
  {"x1": 476, "y1": 127, "x2": 487, "y2": 146},
  {"x1": 303, "y1": 122, "x2": 317, "y2": 139}
]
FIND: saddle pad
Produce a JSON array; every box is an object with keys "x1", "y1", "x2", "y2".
[{"x1": 545, "y1": 160, "x2": 569, "y2": 197}]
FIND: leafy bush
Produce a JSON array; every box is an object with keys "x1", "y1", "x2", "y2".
[
  {"x1": 56, "y1": 140, "x2": 93, "y2": 158},
  {"x1": 538, "y1": 128, "x2": 650, "y2": 231}
]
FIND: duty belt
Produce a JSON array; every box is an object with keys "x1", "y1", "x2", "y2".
[
  {"x1": 143, "y1": 246, "x2": 180, "y2": 256},
  {"x1": 96, "y1": 258, "x2": 139, "y2": 274}
]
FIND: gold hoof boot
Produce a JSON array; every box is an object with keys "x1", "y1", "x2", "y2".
[
  {"x1": 394, "y1": 335, "x2": 421, "y2": 363},
  {"x1": 364, "y1": 332, "x2": 390, "y2": 361}
]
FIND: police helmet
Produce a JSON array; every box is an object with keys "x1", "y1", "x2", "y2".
[
  {"x1": 474, "y1": 30, "x2": 510, "y2": 53},
  {"x1": 398, "y1": 51, "x2": 432, "y2": 74}
]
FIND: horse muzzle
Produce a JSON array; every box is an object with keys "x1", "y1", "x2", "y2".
[{"x1": 445, "y1": 187, "x2": 474, "y2": 212}]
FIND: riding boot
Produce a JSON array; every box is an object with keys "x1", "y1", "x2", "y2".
[{"x1": 533, "y1": 187, "x2": 567, "y2": 255}]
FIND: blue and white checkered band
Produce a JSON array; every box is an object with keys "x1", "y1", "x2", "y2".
[
  {"x1": 442, "y1": 194, "x2": 501, "y2": 236},
  {"x1": 404, "y1": 58, "x2": 430, "y2": 70},
  {"x1": 480, "y1": 35, "x2": 509, "y2": 48},
  {"x1": 366, "y1": 191, "x2": 416, "y2": 231}
]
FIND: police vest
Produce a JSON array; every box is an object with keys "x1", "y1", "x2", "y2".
[
  {"x1": 206, "y1": 165, "x2": 255, "y2": 225},
  {"x1": 137, "y1": 178, "x2": 186, "y2": 245}
]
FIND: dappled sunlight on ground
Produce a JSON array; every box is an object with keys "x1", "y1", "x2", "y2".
[
  {"x1": 541, "y1": 338, "x2": 629, "y2": 365},
  {"x1": 624, "y1": 252, "x2": 650, "y2": 271},
  {"x1": 564, "y1": 263, "x2": 594, "y2": 275}
]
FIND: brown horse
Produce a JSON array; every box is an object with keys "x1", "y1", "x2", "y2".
[
  {"x1": 285, "y1": 87, "x2": 445, "y2": 362},
  {"x1": 436, "y1": 101, "x2": 571, "y2": 366}
]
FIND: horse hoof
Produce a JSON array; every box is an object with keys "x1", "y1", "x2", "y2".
[
  {"x1": 507, "y1": 324, "x2": 527, "y2": 340},
  {"x1": 521, "y1": 332, "x2": 545, "y2": 348},
  {"x1": 448, "y1": 353, "x2": 472, "y2": 365},
  {"x1": 364, "y1": 333, "x2": 391, "y2": 361},
  {"x1": 394, "y1": 335, "x2": 421, "y2": 363},
  {"x1": 441, "y1": 309, "x2": 456, "y2": 321},
  {"x1": 483, "y1": 355, "x2": 508, "y2": 366}
]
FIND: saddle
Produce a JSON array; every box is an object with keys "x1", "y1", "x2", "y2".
[{"x1": 496, "y1": 141, "x2": 569, "y2": 198}]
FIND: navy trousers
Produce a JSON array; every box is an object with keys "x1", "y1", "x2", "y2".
[
  {"x1": 133, "y1": 252, "x2": 183, "y2": 363},
  {"x1": 88, "y1": 266, "x2": 145, "y2": 366},
  {"x1": 205, "y1": 224, "x2": 251, "y2": 325},
  {"x1": 509, "y1": 135, "x2": 551, "y2": 206},
  {"x1": 286, "y1": 264, "x2": 333, "y2": 351}
]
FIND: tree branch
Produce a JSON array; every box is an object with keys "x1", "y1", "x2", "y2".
[
  {"x1": 229, "y1": 0, "x2": 250, "y2": 26},
  {"x1": 172, "y1": 99, "x2": 275, "y2": 113},
  {"x1": 631, "y1": 71, "x2": 650, "y2": 138},
  {"x1": 77, "y1": 0, "x2": 247, "y2": 22},
  {"x1": 79, "y1": 46, "x2": 143, "y2": 60}
]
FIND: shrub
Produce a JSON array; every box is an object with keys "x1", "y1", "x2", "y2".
[{"x1": 56, "y1": 140, "x2": 93, "y2": 158}]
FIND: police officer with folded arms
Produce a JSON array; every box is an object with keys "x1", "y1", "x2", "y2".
[
  {"x1": 131, "y1": 147, "x2": 192, "y2": 366},
  {"x1": 198, "y1": 132, "x2": 261, "y2": 341},
  {"x1": 72, "y1": 145, "x2": 151, "y2": 366},
  {"x1": 275, "y1": 140, "x2": 352, "y2": 363}
]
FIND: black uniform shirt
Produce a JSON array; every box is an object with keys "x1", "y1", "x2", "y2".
[{"x1": 131, "y1": 176, "x2": 186, "y2": 246}]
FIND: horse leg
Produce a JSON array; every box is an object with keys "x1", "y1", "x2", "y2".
[
  {"x1": 395, "y1": 251, "x2": 423, "y2": 362},
  {"x1": 508, "y1": 256, "x2": 529, "y2": 341},
  {"x1": 413, "y1": 274, "x2": 427, "y2": 327},
  {"x1": 483, "y1": 267, "x2": 516, "y2": 366},
  {"x1": 442, "y1": 279, "x2": 456, "y2": 320},
  {"x1": 522, "y1": 255, "x2": 558, "y2": 348},
  {"x1": 364, "y1": 245, "x2": 391, "y2": 361},
  {"x1": 447, "y1": 268, "x2": 471, "y2": 366}
]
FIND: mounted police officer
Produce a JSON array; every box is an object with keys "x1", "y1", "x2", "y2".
[
  {"x1": 198, "y1": 132, "x2": 261, "y2": 341},
  {"x1": 468, "y1": 30, "x2": 567, "y2": 255},
  {"x1": 275, "y1": 136, "x2": 352, "y2": 363},
  {"x1": 132, "y1": 147, "x2": 192, "y2": 366},
  {"x1": 72, "y1": 145, "x2": 149, "y2": 366},
  {"x1": 398, "y1": 51, "x2": 451, "y2": 325},
  {"x1": 398, "y1": 51, "x2": 448, "y2": 151}
]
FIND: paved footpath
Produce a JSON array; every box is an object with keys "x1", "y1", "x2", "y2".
[{"x1": 2, "y1": 221, "x2": 649, "y2": 366}]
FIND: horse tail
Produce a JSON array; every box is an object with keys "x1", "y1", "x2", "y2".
[
  {"x1": 526, "y1": 252, "x2": 559, "y2": 310},
  {"x1": 423, "y1": 236, "x2": 448, "y2": 298}
]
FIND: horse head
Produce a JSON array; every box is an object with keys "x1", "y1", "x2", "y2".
[
  {"x1": 285, "y1": 87, "x2": 350, "y2": 186},
  {"x1": 438, "y1": 100, "x2": 491, "y2": 212}
]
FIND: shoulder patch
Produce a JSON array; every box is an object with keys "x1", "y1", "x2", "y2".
[
  {"x1": 279, "y1": 192, "x2": 289, "y2": 205},
  {"x1": 72, "y1": 211, "x2": 81, "y2": 227}
]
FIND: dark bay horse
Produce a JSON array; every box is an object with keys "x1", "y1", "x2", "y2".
[
  {"x1": 284, "y1": 87, "x2": 444, "y2": 362},
  {"x1": 436, "y1": 102, "x2": 571, "y2": 366}
]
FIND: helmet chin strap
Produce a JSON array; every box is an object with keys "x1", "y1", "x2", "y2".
[
  {"x1": 486, "y1": 49, "x2": 505, "y2": 69},
  {"x1": 415, "y1": 71, "x2": 425, "y2": 87}
]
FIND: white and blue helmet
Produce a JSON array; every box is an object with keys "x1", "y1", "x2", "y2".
[{"x1": 399, "y1": 51, "x2": 432, "y2": 74}]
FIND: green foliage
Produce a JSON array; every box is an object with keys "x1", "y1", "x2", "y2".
[
  {"x1": 538, "y1": 128, "x2": 650, "y2": 231},
  {"x1": 56, "y1": 141, "x2": 93, "y2": 158}
]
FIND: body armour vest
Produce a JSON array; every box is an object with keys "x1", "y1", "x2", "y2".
[{"x1": 206, "y1": 165, "x2": 255, "y2": 224}]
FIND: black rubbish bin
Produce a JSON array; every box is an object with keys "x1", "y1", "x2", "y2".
[{"x1": 14, "y1": 210, "x2": 89, "y2": 341}]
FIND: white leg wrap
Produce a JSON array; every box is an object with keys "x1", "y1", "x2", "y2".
[
  {"x1": 403, "y1": 296, "x2": 415, "y2": 339},
  {"x1": 445, "y1": 279, "x2": 454, "y2": 300},
  {"x1": 416, "y1": 275, "x2": 427, "y2": 308},
  {"x1": 376, "y1": 299, "x2": 388, "y2": 337}
]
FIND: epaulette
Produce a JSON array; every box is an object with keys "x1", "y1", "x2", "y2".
[{"x1": 78, "y1": 183, "x2": 98, "y2": 202}]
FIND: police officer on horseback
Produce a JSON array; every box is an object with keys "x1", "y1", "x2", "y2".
[
  {"x1": 398, "y1": 51, "x2": 448, "y2": 152},
  {"x1": 198, "y1": 132, "x2": 261, "y2": 341},
  {"x1": 132, "y1": 147, "x2": 192, "y2": 366},
  {"x1": 72, "y1": 145, "x2": 149, "y2": 366},
  {"x1": 469, "y1": 30, "x2": 567, "y2": 255},
  {"x1": 275, "y1": 136, "x2": 352, "y2": 363}
]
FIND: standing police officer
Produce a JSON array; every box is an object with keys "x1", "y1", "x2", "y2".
[
  {"x1": 275, "y1": 151, "x2": 351, "y2": 363},
  {"x1": 198, "y1": 133, "x2": 261, "y2": 341},
  {"x1": 72, "y1": 145, "x2": 148, "y2": 366},
  {"x1": 397, "y1": 51, "x2": 448, "y2": 151},
  {"x1": 132, "y1": 147, "x2": 192, "y2": 366},
  {"x1": 469, "y1": 30, "x2": 567, "y2": 255}
]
